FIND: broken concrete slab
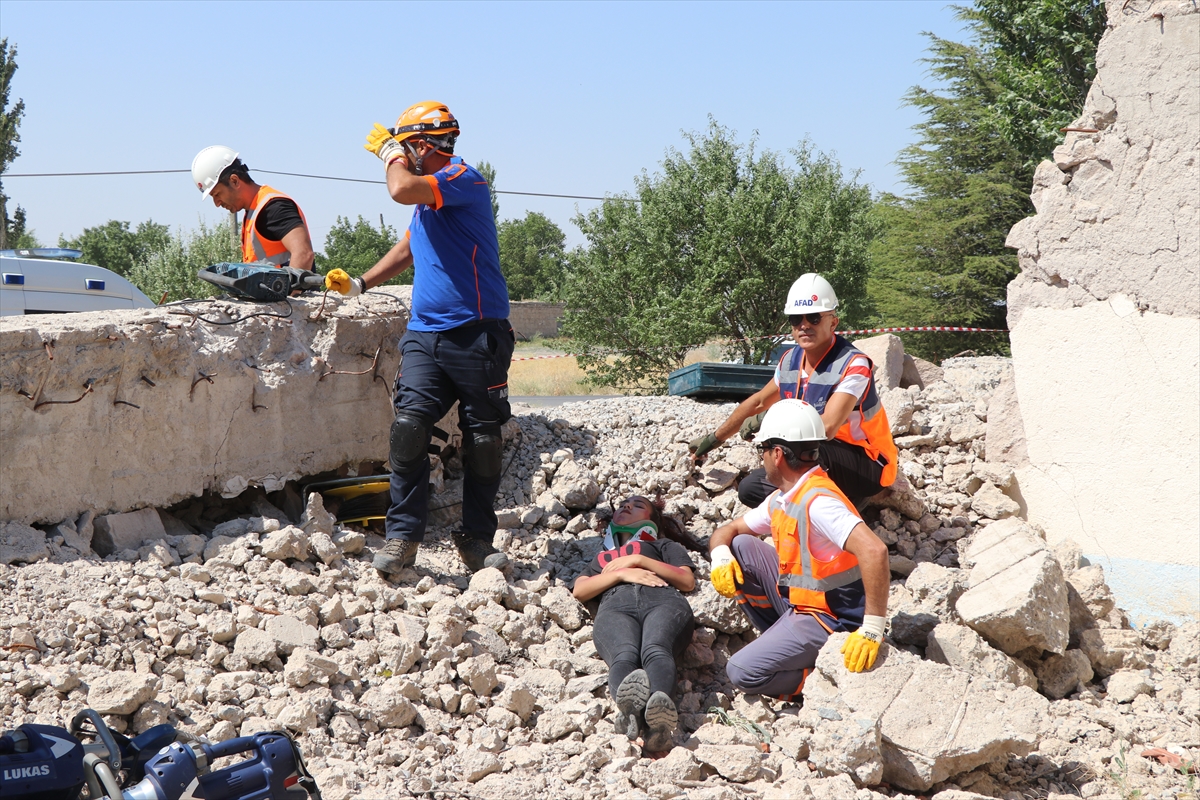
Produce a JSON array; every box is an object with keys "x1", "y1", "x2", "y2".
[
  {"x1": 1034, "y1": 649, "x2": 1094, "y2": 700},
  {"x1": 0, "y1": 289, "x2": 409, "y2": 526},
  {"x1": 808, "y1": 632, "x2": 1048, "y2": 792},
  {"x1": 955, "y1": 518, "x2": 1070, "y2": 655},
  {"x1": 926, "y1": 623, "x2": 1037, "y2": 689},
  {"x1": 0, "y1": 521, "x2": 49, "y2": 565},
  {"x1": 853, "y1": 334, "x2": 905, "y2": 391},
  {"x1": 91, "y1": 508, "x2": 167, "y2": 557}
]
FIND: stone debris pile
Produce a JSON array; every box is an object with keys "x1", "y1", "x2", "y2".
[{"x1": 1, "y1": 354, "x2": 1197, "y2": 800}]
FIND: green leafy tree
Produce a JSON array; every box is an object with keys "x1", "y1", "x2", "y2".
[
  {"x1": 314, "y1": 214, "x2": 408, "y2": 284},
  {"x1": 498, "y1": 212, "x2": 568, "y2": 300},
  {"x1": 968, "y1": 0, "x2": 1106, "y2": 169},
  {"x1": 61, "y1": 220, "x2": 171, "y2": 277},
  {"x1": 869, "y1": 0, "x2": 1105, "y2": 360},
  {"x1": 127, "y1": 219, "x2": 239, "y2": 302},
  {"x1": 562, "y1": 120, "x2": 877, "y2": 393},
  {"x1": 0, "y1": 38, "x2": 27, "y2": 250},
  {"x1": 475, "y1": 161, "x2": 499, "y2": 224}
]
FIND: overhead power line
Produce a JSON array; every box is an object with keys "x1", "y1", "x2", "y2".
[{"x1": 3, "y1": 167, "x2": 616, "y2": 202}]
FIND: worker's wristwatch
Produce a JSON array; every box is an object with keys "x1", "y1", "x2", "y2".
[{"x1": 354, "y1": 277, "x2": 367, "y2": 294}]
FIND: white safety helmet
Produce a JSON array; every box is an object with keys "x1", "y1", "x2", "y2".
[
  {"x1": 191, "y1": 145, "x2": 240, "y2": 198},
  {"x1": 755, "y1": 399, "x2": 826, "y2": 445},
  {"x1": 783, "y1": 273, "x2": 838, "y2": 315}
]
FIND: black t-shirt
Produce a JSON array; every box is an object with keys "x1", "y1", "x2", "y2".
[
  {"x1": 579, "y1": 538, "x2": 695, "y2": 605},
  {"x1": 253, "y1": 198, "x2": 305, "y2": 242}
]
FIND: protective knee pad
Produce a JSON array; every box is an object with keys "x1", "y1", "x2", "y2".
[
  {"x1": 463, "y1": 428, "x2": 503, "y2": 484},
  {"x1": 390, "y1": 413, "x2": 432, "y2": 475}
]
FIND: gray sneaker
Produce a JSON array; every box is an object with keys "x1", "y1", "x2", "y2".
[
  {"x1": 373, "y1": 538, "x2": 419, "y2": 573},
  {"x1": 642, "y1": 691, "x2": 678, "y2": 752},
  {"x1": 452, "y1": 531, "x2": 509, "y2": 573},
  {"x1": 614, "y1": 669, "x2": 650, "y2": 741}
]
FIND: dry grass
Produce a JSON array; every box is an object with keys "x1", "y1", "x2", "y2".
[{"x1": 506, "y1": 339, "x2": 729, "y2": 396}]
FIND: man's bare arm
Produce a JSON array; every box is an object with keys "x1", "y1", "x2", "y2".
[
  {"x1": 360, "y1": 237, "x2": 414, "y2": 288},
  {"x1": 280, "y1": 226, "x2": 315, "y2": 272},
  {"x1": 842, "y1": 523, "x2": 889, "y2": 618},
  {"x1": 386, "y1": 159, "x2": 437, "y2": 206},
  {"x1": 708, "y1": 517, "x2": 753, "y2": 553},
  {"x1": 821, "y1": 391, "x2": 857, "y2": 439},
  {"x1": 714, "y1": 380, "x2": 781, "y2": 441}
]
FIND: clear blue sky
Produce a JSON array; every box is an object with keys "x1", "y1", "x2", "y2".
[{"x1": 1, "y1": 1, "x2": 967, "y2": 250}]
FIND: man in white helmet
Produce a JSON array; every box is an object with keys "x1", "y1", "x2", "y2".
[
  {"x1": 689, "y1": 273, "x2": 897, "y2": 509},
  {"x1": 706, "y1": 399, "x2": 891, "y2": 698},
  {"x1": 190, "y1": 146, "x2": 315, "y2": 272}
]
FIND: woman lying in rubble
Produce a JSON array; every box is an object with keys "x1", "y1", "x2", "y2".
[{"x1": 572, "y1": 495, "x2": 704, "y2": 752}]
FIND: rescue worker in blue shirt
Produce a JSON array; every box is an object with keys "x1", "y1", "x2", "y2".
[{"x1": 324, "y1": 101, "x2": 512, "y2": 575}]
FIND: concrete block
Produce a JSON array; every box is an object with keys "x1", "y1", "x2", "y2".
[
  {"x1": 926, "y1": 623, "x2": 1037, "y2": 689},
  {"x1": 808, "y1": 632, "x2": 1047, "y2": 792},
  {"x1": 0, "y1": 521, "x2": 49, "y2": 565},
  {"x1": 0, "y1": 290, "x2": 407, "y2": 526},
  {"x1": 1034, "y1": 649, "x2": 1094, "y2": 699},
  {"x1": 91, "y1": 508, "x2": 167, "y2": 557},
  {"x1": 853, "y1": 334, "x2": 905, "y2": 391},
  {"x1": 1079, "y1": 628, "x2": 1146, "y2": 677},
  {"x1": 955, "y1": 519, "x2": 1070, "y2": 655}
]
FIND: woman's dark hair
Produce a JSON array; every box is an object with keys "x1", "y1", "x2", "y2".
[{"x1": 596, "y1": 494, "x2": 706, "y2": 553}]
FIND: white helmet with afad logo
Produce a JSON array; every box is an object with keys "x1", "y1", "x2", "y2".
[
  {"x1": 191, "y1": 145, "x2": 240, "y2": 198},
  {"x1": 754, "y1": 399, "x2": 826, "y2": 446},
  {"x1": 783, "y1": 273, "x2": 838, "y2": 315}
]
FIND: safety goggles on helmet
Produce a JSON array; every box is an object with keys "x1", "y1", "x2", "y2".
[{"x1": 788, "y1": 312, "x2": 828, "y2": 327}]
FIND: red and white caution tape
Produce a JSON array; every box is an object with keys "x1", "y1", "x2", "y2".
[
  {"x1": 840, "y1": 326, "x2": 1008, "y2": 335},
  {"x1": 511, "y1": 353, "x2": 579, "y2": 362}
]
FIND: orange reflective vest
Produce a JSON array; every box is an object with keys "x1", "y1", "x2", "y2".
[
  {"x1": 242, "y1": 185, "x2": 307, "y2": 266},
  {"x1": 770, "y1": 468, "x2": 866, "y2": 626},
  {"x1": 777, "y1": 335, "x2": 899, "y2": 487}
]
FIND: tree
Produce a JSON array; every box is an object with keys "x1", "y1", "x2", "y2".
[
  {"x1": 562, "y1": 120, "x2": 877, "y2": 393},
  {"x1": 0, "y1": 38, "x2": 27, "y2": 250},
  {"x1": 475, "y1": 161, "x2": 499, "y2": 224},
  {"x1": 61, "y1": 220, "x2": 171, "y2": 277},
  {"x1": 498, "y1": 212, "x2": 568, "y2": 300},
  {"x1": 314, "y1": 214, "x2": 408, "y2": 283},
  {"x1": 868, "y1": 0, "x2": 1105, "y2": 360},
  {"x1": 127, "y1": 219, "x2": 239, "y2": 302}
]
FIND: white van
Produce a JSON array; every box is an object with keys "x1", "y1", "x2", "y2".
[{"x1": 0, "y1": 248, "x2": 157, "y2": 316}]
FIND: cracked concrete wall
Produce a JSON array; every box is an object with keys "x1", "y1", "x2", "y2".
[
  {"x1": 1003, "y1": 0, "x2": 1199, "y2": 621},
  {"x1": 0, "y1": 288, "x2": 413, "y2": 526}
]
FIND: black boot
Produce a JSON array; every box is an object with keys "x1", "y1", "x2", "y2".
[{"x1": 451, "y1": 531, "x2": 508, "y2": 573}]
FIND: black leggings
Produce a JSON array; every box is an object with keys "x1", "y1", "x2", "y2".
[
  {"x1": 737, "y1": 439, "x2": 886, "y2": 509},
  {"x1": 592, "y1": 586, "x2": 695, "y2": 700}
]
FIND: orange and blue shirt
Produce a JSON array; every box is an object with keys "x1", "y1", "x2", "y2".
[{"x1": 406, "y1": 157, "x2": 509, "y2": 331}]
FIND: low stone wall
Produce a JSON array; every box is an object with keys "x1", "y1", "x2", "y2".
[
  {"x1": 0, "y1": 288, "x2": 412, "y2": 526},
  {"x1": 508, "y1": 301, "x2": 565, "y2": 340}
]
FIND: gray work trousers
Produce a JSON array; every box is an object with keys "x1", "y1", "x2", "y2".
[{"x1": 724, "y1": 535, "x2": 835, "y2": 700}]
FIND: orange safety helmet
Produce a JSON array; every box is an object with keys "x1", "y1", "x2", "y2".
[{"x1": 388, "y1": 101, "x2": 460, "y2": 143}]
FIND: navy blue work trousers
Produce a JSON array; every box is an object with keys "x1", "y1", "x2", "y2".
[{"x1": 386, "y1": 319, "x2": 514, "y2": 544}]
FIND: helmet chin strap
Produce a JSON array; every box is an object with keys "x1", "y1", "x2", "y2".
[{"x1": 402, "y1": 139, "x2": 428, "y2": 175}]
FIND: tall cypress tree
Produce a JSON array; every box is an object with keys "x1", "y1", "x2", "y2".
[{"x1": 870, "y1": 0, "x2": 1105, "y2": 361}]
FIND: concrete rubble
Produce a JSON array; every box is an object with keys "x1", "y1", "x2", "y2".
[{"x1": 2, "y1": 342, "x2": 1197, "y2": 800}]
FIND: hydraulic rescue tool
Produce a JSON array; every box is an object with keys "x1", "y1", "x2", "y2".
[
  {"x1": 0, "y1": 709, "x2": 321, "y2": 800},
  {"x1": 197, "y1": 264, "x2": 325, "y2": 302}
]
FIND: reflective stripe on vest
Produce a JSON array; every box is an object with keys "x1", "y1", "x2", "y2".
[
  {"x1": 769, "y1": 469, "x2": 864, "y2": 615},
  {"x1": 242, "y1": 185, "x2": 306, "y2": 266},
  {"x1": 776, "y1": 336, "x2": 898, "y2": 486}
]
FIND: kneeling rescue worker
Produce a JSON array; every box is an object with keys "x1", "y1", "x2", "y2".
[
  {"x1": 324, "y1": 101, "x2": 513, "y2": 575},
  {"x1": 706, "y1": 399, "x2": 890, "y2": 699},
  {"x1": 690, "y1": 273, "x2": 898, "y2": 510},
  {"x1": 191, "y1": 145, "x2": 315, "y2": 271}
]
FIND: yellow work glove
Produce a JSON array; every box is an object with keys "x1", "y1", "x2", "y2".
[
  {"x1": 709, "y1": 544, "x2": 743, "y2": 598},
  {"x1": 324, "y1": 269, "x2": 364, "y2": 297},
  {"x1": 841, "y1": 615, "x2": 886, "y2": 672},
  {"x1": 364, "y1": 123, "x2": 407, "y2": 166}
]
